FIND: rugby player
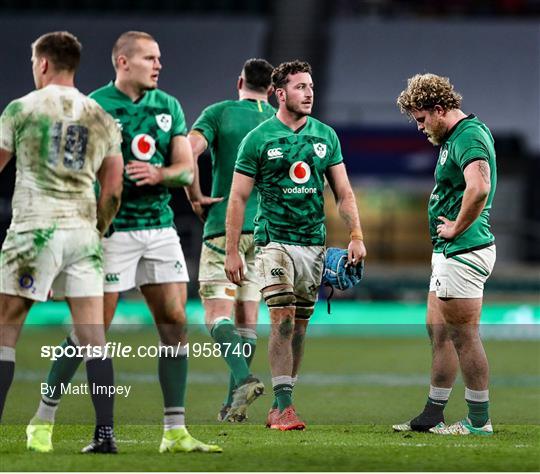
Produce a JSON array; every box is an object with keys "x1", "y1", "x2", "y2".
[
  {"x1": 186, "y1": 58, "x2": 274, "y2": 422},
  {"x1": 27, "y1": 31, "x2": 221, "y2": 453},
  {"x1": 393, "y1": 73, "x2": 497, "y2": 435},
  {"x1": 0, "y1": 31, "x2": 123, "y2": 453},
  {"x1": 225, "y1": 60, "x2": 367, "y2": 430}
]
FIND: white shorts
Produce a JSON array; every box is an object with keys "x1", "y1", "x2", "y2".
[
  {"x1": 0, "y1": 227, "x2": 103, "y2": 302},
  {"x1": 103, "y1": 227, "x2": 189, "y2": 293},
  {"x1": 255, "y1": 242, "x2": 325, "y2": 305},
  {"x1": 429, "y1": 246, "x2": 496, "y2": 298},
  {"x1": 199, "y1": 234, "x2": 260, "y2": 302}
]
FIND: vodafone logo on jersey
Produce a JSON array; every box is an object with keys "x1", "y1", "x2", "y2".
[
  {"x1": 131, "y1": 134, "x2": 156, "y2": 161},
  {"x1": 289, "y1": 161, "x2": 311, "y2": 184}
]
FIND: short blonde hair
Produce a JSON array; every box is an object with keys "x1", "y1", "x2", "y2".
[
  {"x1": 111, "y1": 31, "x2": 156, "y2": 69},
  {"x1": 397, "y1": 73, "x2": 462, "y2": 115}
]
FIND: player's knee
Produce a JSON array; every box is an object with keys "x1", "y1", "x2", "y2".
[
  {"x1": 73, "y1": 326, "x2": 106, "y2": 347},
  {"x1": 234, "y1": 298, "x2": 259, "y2": 326},
  {"x1": 427, "y1": 323, "x2": 451, "y2": 347},
  {"x1": 448, "y1": 322, "x2": 480, "y2": 351},
  {"x1": 262, "y1": 286, "x2": 296, "y2": 309},
  {"x1": 157, "y1": 305, "x2": 187, "y2": 326}
]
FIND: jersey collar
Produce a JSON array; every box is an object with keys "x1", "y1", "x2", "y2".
[
  {"x1": 442, "y1": 113, "x2": 476, "y2": 143},
  {"x1": 274, "y1": 115, "x2": 310, "y2": 134},
  {"x1": 108, "y1": 80, "x2": 148, "y2": 104}
]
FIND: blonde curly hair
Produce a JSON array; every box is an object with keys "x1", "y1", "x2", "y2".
[{"x1": 397, "y1": 73, "x2": 462, "y2": 115}]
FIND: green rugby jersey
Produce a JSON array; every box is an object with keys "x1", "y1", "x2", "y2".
[
  {"x1": 235, "y1": 115, "x2": 343, "y2": 246},
  {"x1": 90, "y1": 83, "x2": 187, "y2": 231},
  {"x1": 192, "y1": 99, "x2": 275, "y2": 240},
  {"x1": 429, "y1": 115, "x2": 497, "y2": 257}
]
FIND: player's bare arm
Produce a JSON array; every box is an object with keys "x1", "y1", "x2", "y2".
[
  {"x1": 96, "y1": 153, "x2": 124, "y2": 236},
  {"x1": 185, "y1": 131, "x2": 223, "y2": 222},
  {"x1": 437, "y1": 159, "x2": 491, "y2": 240},
  {"x1": 125, "y1": 135, "x2": 194, "y2": 187},
  {"x1": 0, "y1": 148, "x2": 13, "y2": 173},
  {"x1": 326, "y1": 163, "x2": 367, "y2": 265},
  {"x1": 224, "y1": 172, "x2": 254, "y2": 285}
]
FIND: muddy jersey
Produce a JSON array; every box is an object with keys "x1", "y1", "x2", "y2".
[
  {"x1": 0, "y1": 85, "x2": 121, "y2": 232},
  {"x1": 90, "y1": 83, "x2": 187, "y2": 231},
  {"x1": 235, "y1": 115, "x2": 343, "y2": 246},
  {"x1": 429, "y1": 115, "x2": 497, "y2": 257},
  {"x1": 191, "y1": 99, "x2": 275, "y2": 240}
]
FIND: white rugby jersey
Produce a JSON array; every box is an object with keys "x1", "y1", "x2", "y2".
[{"x1": 0, "y1": 84, "x2": 121, "y2": 232}]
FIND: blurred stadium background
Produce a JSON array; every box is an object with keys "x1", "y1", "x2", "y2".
[
  {"x1": 0, "y1": 2, "x2": 539, "y2": 470},
  {"x1": 1, "y1": 0, "x2": 539, "y2": 307}
]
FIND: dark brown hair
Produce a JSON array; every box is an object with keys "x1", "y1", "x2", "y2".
[
  {"x1": 243, "y1": 58, "x2": 273, "y2": 92},
  {"x1": 271, "y1": 60, "x2": 312, "y2": 89},
  {"x1": 32, "y1": 31, "x2": 81, "y2": 72}
]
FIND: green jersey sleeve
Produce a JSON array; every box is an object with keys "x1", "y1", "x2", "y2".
[
  {"x1": 191, "y1": 103, "x2": 223, "y2": 145},
  {"x1": 327, "y1": 128, "x2": 344, "y2": 168},
  {"x1": 454, "y1": 129, "x2": 490, "y2": 170},
  {"x1": 171, "y1": 97, "x2": 188, "y2": 136},
  {"x1": 235, "y1": 133, "x2": 259, "y2": 177}
]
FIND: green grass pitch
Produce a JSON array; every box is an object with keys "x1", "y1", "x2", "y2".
[{"x1": 1, "y1": 328, "x2": 539, "y2": 471}]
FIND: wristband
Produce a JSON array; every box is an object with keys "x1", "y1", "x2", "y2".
[{"x1": 350, "y1": 230, "x2": 363, "y2": 241}]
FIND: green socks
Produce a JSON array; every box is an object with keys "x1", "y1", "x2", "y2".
[
  {"x1": 272, "y1": 376, "x2": 293, "y2": 411},
  {"x1": 211, "y1": 318, "x2": 250, "y2": 386},
  {"x1": 465, "y1": 388, "x2": 490, "y2": 427},
  {"x1": 223, "y1": 329, "x2": 257, "y2": 407},
  {"x1": 272, "y1": 375, "x2": 297, "y2": 410},
  {"x1": 158, "y1": 343, "x2": 188, "y2": 408},
  {"x1": 44, "y1": 336, "x2": 83, "y2": 400}
]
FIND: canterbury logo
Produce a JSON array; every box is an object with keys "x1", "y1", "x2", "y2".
[
  {"x1": 267, "y1": 147, "x2": 283, "y2": 159},
  {"x1": 270, "y1": 268, "x2": 285, "y2": 276},
  {"x1": 105, "y1": 273, "x2": 120, "y2": 283}
]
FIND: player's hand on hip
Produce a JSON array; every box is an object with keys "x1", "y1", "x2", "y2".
[
  {"x1": 347, "y1": 239, "x2": 367, "y2": 266},
  {"x1": 190, "y1": 195, "x2": 223, "y2": 223},
  {"x1": 225, "y1": 251, "x2": 244, "y2": 286},
  {"x1": 125, "y1": 161, "x2": 163, "y2": 186},
  {"x1": 436, "y1": 216, "x2": 458, "y2": 239}
]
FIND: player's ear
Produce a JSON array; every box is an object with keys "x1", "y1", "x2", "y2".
[
  {"x1": 116, "y1": 54, "x2": 129, "y2": 71},
  {"x1": 237, "y1": 76, "x2": 243, "y2": 91},
  {"x1": 39, "y1": 57, "x2": 49, "y2": 75},
  {"x1": 275, "y1": 87, "x2": 285, "y2": 102},
  {"x1": 433, "y1": 104, "x2": 444, "y2": 116}
]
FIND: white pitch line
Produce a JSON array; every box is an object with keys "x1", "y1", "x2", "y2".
[{"x1": 14, "y1": 370, "x2": 540, "y2": 387}]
